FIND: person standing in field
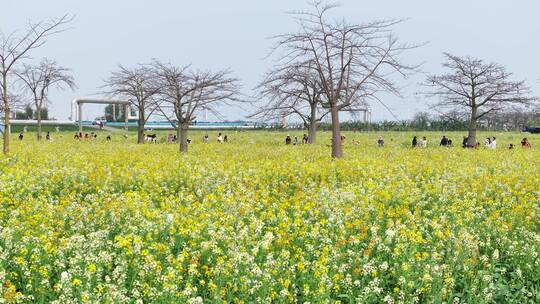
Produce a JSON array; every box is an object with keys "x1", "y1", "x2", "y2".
[
  {"x1": 462, "y1": 136, "x2": 469, "y2": 148},
  {"x1": 439, "y1": 136, "x2": 448, "y2": 146},
  {"x1": 412, "y1": 136, "x2": 418, "y2": 148},
  {"x1": 224, "y1": 135, "x2": 228, "y2": 143},
  {"x1": 489, "y1": 137, "x2": 497, "y2": 149},
  {"x1": 293, "y1": 136, "x2": 298, "y2": 145},
  {"x1": 285, "y1": 135, "x2": 292, "y2": 145},
  {"x1": 18, "y1": 132, "x2": 24, "y2": 140},
  {"x1": 217, "y1": 133, "x2": 223, "y2": 143},
  {"x1": 420, "y1": 136, "x2": 427, "y2": 148},
  {"x1": 46, "y1": 132, "x2": 52, "y2": 141},
  {"x1": 484, "y1": 137, "x2": 491, "y2": 148},
  {"x1": 521, "y1": 138, "x2": 531, "y2": 148},
  {"x1": 377, "y1": 136, "x2": 384, "y2": 147},
  {"x1": 302, "y1": 134, "x2": 309, "y2": 144}
]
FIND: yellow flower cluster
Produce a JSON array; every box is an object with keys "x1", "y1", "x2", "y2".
[{"x1": 0, "y1": 131, "x2": 539, "y2": 303}]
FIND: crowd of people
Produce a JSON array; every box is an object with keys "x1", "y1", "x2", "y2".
[
  {"x1": 151, "y1": 132, "x2": 231, "y2": 144},
  {"x1": 407, "y1": 135, "x2": 533, "y2": 150},
  {"x1": 280, "y1": 133, "x2": 537, "y2": 150},
  {"x1": 73, "y1": 132, "x2": 102, "y2": 140},
  {"x1": 15, "y1": 129, "x2": 536, "y2": 150},
  {"x1": 18, "y1": 131, "x2": 54, "y2": 141},
  {"x1": 285, "y1": 134, "x2": 311, "y2": 145}
]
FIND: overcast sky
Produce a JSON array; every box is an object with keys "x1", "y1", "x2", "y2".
[{"x1": 3, "y1": 0, "x2": 540, "y2": 122}]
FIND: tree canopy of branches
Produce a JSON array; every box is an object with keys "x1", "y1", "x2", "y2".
[
  {"x1": 254, "y1": 62, "x2": 327, "y2": 144},
  {"x1": 425, "y1": 53, "x2": 535, "y2": 146},
  {"x1": 0, "y1": 14, "x2": 72, "y2": 153},
  {"x1": 104, "y1": 64, "x2": 161, "y2": 144},
  {"x1": 15, "y1": 58, "x2": 76, "y2": 139},
  {"x1": 270, "y1": 1, "x2": 419, "y2": 157},
  {"x1": 153, "y1": 61, "x2": 242, "y2": 152}
]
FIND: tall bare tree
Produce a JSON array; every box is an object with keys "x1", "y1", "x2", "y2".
[
  {"x1": 254, "y1": 62, "x2": 328, "y2": 144},
  {"x1": 0, "y1": 15, "x2": 72, "y2": 153},
  {"x1": 15, "y1": 58, "x2": 76, "y2": 140},
  {"x1": 270, "y1": 2, "x2": 419, "y2": 157},
  {"x1": 153, "y1": 61, "x2": 242, "y2": 152},
  {"x1": 104, "y1": 64, "x2": 161, "y2": 144},
  {"x1": 425, "y1": 53, "x2": 535, "y2": 146}
]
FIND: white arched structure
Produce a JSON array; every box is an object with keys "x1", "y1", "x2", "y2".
[{"x1": 71, "y1": 98, "x2": 135, "y2": 132}]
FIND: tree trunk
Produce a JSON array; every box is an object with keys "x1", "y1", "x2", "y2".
[
  {"x1": 179, "y1": 122, "x2": 188, "y2": 153},
  {"x1": 330, "y1": 105, "x2": 342, "y2": 158},
  {"x1": 2, "y1": 74, "x2": 9, "y2": 154},
  {"x1": 137, "y1": 111, "x2": 145, "y2": 144},
  {"x1": 308, "y1": 103, "x2": 317, "y2": 144},
  {"x1": 308, "y1": 119, "x2": 317, "y2": 144},
  {"x1": 36, "y1": 103, "x2": 42, "y2": 140},
  {"x1": 467, "y1": 106, "x2": 477, "y2": 146}
]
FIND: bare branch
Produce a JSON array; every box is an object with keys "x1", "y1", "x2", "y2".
[{"x1": 102, "y1": 63, "x2": 162, "y2": 143}]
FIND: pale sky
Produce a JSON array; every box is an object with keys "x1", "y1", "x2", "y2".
[{"x1": 3, "y1": 0, "x2": 540, "y2": 122}]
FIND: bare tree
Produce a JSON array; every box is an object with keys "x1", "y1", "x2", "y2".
[
  {"x1": 270, "y1": 2, "x2": 419, "y2": 157},
  {"x1": 0, "y1": 15, "x2": 72, "y2": 153},
  {"x1": 104, "y1": 64, "x2": 161, "y2": 144},
  {"x1": 15, "y1": 58, "x2": 76, "y2": 140},
  {"x1": 425, "y1": 53, "x2": 535, "y2": 146},
  {"x1": 254, "y1": 62, "x2": 328, "y2": 144},
  {"x1": 153, "y1": 61, "x2": 242, "y2": 152}
]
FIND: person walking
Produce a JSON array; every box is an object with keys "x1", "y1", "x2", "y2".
[{"x1": 412, "y1": 136, "x2": 418, "y2": 148}]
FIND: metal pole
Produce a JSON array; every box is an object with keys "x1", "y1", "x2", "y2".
[
  {"x1": 124, "y1": 104, "x2": 129, "y2": 130},
  {"x1": 78, "y1": 103, "x2": 83, "y2": 132}
]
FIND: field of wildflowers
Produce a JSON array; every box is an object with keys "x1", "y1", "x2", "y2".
[{"x1": 0, "y1": 131, "x2": 539, "y2": 303}]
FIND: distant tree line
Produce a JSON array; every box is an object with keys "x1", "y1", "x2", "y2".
[
  {"x1": 279, "y1": 108, "x2": 540, "y2": 132},
  {"x1": 14, "y1": 104, "x2": 49, "y2": 120},
  {"x1": 104, "y1": 104, "x2": 127, "y2": 122}
]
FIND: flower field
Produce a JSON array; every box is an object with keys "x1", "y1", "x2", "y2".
[{"x1": 1, "y1": 131, "x2": 539, "y2": 303}]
